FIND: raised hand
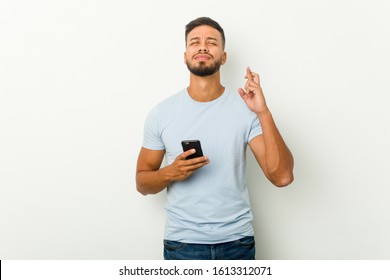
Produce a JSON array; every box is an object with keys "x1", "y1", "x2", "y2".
[{"x1": 238, "y1": 67, "x2": 269, "y2": 114}]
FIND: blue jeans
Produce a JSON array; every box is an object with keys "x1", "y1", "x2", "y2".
[{"x1": 163, "y1": 236, "x2": 255, "y2": 260}]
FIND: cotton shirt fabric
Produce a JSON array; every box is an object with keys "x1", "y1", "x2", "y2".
[{"x1": 142, "y1": 88, "x2": 262, "y2": 244}]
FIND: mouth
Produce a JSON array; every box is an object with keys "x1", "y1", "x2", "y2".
[{"x1": 194, "y1": 54, "x2": 212, "y2": 61}]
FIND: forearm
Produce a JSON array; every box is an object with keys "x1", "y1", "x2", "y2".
[
  {"x1": 136, "y1": 166, "x2": 172, "y2": 195},
  {"x1": 257, "y1": 109, "x2": 294, "y2": 186}
]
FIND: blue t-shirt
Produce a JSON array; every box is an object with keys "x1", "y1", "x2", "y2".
[{"x1": 143, "y1": 88, "x2": 262, "y2": 244}]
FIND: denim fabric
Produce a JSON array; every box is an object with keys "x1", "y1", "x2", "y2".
[{"x1": 163, "y1": 236, "x2": 255, "y2": 260}]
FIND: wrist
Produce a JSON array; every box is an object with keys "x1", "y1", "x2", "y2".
[
  {"x1": 157, "y1": 165, "x2": 174, "y2": 185},
  {"x1": 256, "y1": 107, "x2": 271, "y2": 119}
]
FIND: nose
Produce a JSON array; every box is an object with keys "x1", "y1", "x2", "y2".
[{"x1": 198, "y1": 42, "x2": 208, "y2": 53}]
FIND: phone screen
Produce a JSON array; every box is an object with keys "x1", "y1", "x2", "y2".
[{"x1": 181, "y1": 140, "x2": 204, "y2": 159}]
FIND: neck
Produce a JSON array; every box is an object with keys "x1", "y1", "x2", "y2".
[{"x1": 187, "y1": 72, "x2": 225, "y2": 102}]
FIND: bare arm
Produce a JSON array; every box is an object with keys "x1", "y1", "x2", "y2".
[
  {"x1": 249, "y1": 122, "x2": 294, "y2": 187},
  {"x1": 239, "y1": 67, "x2": 294, "y2": 187},
  {"x1": 136, "y1": 147, "x2": 210, "y2": 195}
]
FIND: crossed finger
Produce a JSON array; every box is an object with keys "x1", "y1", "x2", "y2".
[
  {"x1": 247, "y1": 67, "x2": 261, "y2": 85},
  {"x1": 246, "y1": 67, "x2": 254, "y2": 80}
]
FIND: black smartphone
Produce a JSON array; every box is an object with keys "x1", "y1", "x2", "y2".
[{"x1": 181, "y1": 140, "x2": 204, "y2": 160}]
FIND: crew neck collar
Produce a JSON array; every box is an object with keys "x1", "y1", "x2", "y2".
[{"x1": 184, "y1": 87, "x2": 227, "y2": 105}]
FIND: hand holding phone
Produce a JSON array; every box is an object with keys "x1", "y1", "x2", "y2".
[{"x1": 164, "y1": 140, "x2": 208, "y2": 182}]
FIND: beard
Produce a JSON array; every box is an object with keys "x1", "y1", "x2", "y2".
[{"x1": 186, "y1": 56, "x2": 223, "y2": 77}]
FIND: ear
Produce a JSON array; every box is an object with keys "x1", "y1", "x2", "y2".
[
  {"x1": 221, "y1": 51, "x2": 227, "y2": 65},
  {"x1": 184, "y1": 52, "x2": 187, "y2": 64}
]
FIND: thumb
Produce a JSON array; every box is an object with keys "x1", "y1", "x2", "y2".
[
  {"x1": 238, "y1": 88, "x2": 248, "y2": 100},
  {"x1": 178, "y1": 149, "x2": 196, "y2": 160}
]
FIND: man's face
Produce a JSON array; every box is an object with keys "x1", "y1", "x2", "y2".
[{"x1": 184, "y1": 25, "x2": 227, "y2": 77}]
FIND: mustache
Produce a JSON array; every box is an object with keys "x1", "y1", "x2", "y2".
[{"x1": 193, "y1": 51, "x2": 213, "y2": 59}]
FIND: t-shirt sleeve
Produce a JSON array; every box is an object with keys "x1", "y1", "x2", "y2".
[
  {"x1": 248, "y1": 113, "x2": 263, "y2": 142},
  {"x1": 142, "y1": 108, "x2": 165, "y2": 150}
]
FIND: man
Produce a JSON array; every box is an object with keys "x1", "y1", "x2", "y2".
[{"x1": 136, "y1": 17, "x2": 294, "y2": 260}]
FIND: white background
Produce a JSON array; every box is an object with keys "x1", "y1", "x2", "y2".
[{"x1": 1, "y1": 0, "x2": 389, "y2": 259}]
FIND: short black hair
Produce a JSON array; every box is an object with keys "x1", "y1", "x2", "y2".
[{"x1": 185, "y1": 17, "x2": 225, "y2": 49}]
